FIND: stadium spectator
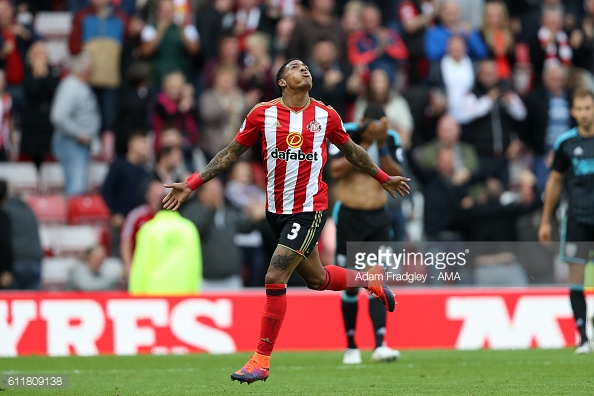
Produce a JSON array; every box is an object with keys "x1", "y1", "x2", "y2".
[
  {"x1": 569, "y1": 0, "x2": 594, "y2": 74},
  {"x1": 0, "y1": 0, "x2": 38, "y2": 113},
  {"x1": 200, "y1": 65, "x2": 259, "y2": 158},
  {"x1": 529, "y1": 7, "x2": 573, "y2": 84},
  {"x1": 341, "y1": 0, "x2": 363, "y2": 36},
  {"x1": 286, "y1": 0, "x2": 347, "y2": 62},
  {"x1": 152, "y1": 71, "x2": 199, "y2": 169},
  {"x1": 202, "y1": 34, "x2": 241, "y2": 88},
  {"x1": 308, "y1": 38, "x2": 357, "y2": 119},
  {"x1": 480, "y1": 1, "x2": 515, "y2": 80},
  {"x1": 424, "y1": 1, "x2": 487, "y2": 62},
  {"x1": 65, "y1": 245, "x2": 122, "y2": 291},
  {"x1": 233, "y1": 0, "x2": 272, "y2": 51},
  {"x1": 114, "y1": 62, "x2": 151, "y2": 157},
  {"x1": 0, "y1": 179, "x2": 13, "y2": 290},
  {"x1": 152, "y1": 137, "x2": 184, "y2": 185},
  {"x1": 50, "y1": 52, "x2": 100, "y2": 197},
  {"x1": 120, "y1": 179, "x2": 164, "y2": 278},
  {"x1": 0, "y1": 69, "x2": 14, "y2": 162},
  {"x1": 101, "y1": 130, "x2": 150, "y2": 245},
  {"x1": 69, "y1": 0, "x2": 128, "y2": 136},
  {"x1": 448, "y1": 0, "x2": 484, "y2": 30},
  {"x1": 140, "y1": 0, "x2": 200, "y2": 85},
  {"x1": 429, "y1": 35, "x2": 476, "y2": 123},
  {"x1": 224, "y1": 161, "x2": 267, "y2": 287},
  {"x1": 329, "y1": 105, "x2": 402, "y2": 364},
  {"x1": 460, "y1": 177, "x2": 540, "y2": 286},
  {"x1": 538, "y1": 88, "x2": 594, "y2": 354},
  {"x1": 414, "y1": 115, "x2": 479, "y2": 174},
  {"x1": 239, "y1": 32, "x2": 274, "y2": 102},
  {"x1": 271, "y1": 16, "x2": 295, "y2": 61},
  {"x1": 407, "y1": 146, "x2": 485, "y2": 240},
  {"x1": 129, "y1": 206, "x2": 202, "y2": 295},
  {"x1": 3, "y1": 182, "x2": 43, "y2": 290},
  {"x1": 406, "y1": 86, "x2": 447, "y2": 146},
  {"x1": 347, "y1": 3, "x2": 408, "y2": 83},
  {"x1": 524, "y1": 64, "x2": 574, "y2": 192},
  {"x1": 460, "y1": 59, "x2": 526, "y2": 186},
  {"x1": 181, "y1": 178, "x2": 264, "y2": 290},
  {"x1": 20, "y1": 41, "x2": 59, "y2": 169},
  {"x1": 353, "y1": 68, "x2": 414, "y2": 148},
  {"x1": 196, "y1": 0, "x2": 234, "y2": 63},
  {"x1": 398, "y1": 0, "x2": 438, "y2": 83}
]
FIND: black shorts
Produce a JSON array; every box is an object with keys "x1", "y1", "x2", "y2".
[
  {"x1": 266, "y1": 210, "x2": 327, "y2": 258},
  {"x1": 333, "y1": 201, "x2": 391, "y2": 268},
  {"x1": 561, "y1": 215, "x2": 594, "y2": 264}
]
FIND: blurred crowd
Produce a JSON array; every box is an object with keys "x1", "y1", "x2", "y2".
[{"x1": 0, "y1": 0, "x2": 593, "y2": 291}]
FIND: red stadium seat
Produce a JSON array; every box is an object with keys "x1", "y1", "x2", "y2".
[
  {"x1": 68, "y1": 194, "x2": 111, "y2": 225},
  {"x1": 25, "y1": 194, "x2": 68, "y2": 224}
]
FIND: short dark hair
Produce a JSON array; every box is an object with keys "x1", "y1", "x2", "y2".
[
  {"x1": 573, "y1": 88, "x2": 594, "y2": 106},
  {"x1": 362, "y1": 104, "x2": 386, "y2": 121},
  {"x1": 156, "y1": 145, "x2": 176, "y2": 162},
  {"x1": 276, "y1": 58, "x2": 301, "y2": 93},
  {"x1": 0, "y1": 179, "x2": 7, "y2": 202},
  {"x1": 128, "y1": 129, "x2": 148, "y2": 142}
]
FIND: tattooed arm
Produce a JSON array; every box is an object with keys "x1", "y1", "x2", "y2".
[
  {"x1": 335, "y1": 138, "x2": 381, "y2": 177},
  {"x1": 335, "y1": 138, "x2": 411, "y2": 199},
  {"x1": 199, "y1": 139, "x2": 250, "y2": 182},
  {"x1": 162, "y1": 139, "x2": 250, "y2": 211}
]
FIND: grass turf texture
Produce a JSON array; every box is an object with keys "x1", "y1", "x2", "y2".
[{"x1": 1, "y1": 349, "x2": 593, "y2": 395}]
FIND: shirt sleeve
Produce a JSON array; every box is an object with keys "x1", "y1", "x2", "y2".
[
  {"x1": 326, "y1": 108, "x2": 351, "y2": 145},
  {"x1": 235, "y1": 106, "x2": 261, "y2": 147},
  {"x1": 551, "y1": 143, "x2": 570, "y2": 173},
  {"x1": 387, "y1": 130, "x2": 404, "y2": 164}
]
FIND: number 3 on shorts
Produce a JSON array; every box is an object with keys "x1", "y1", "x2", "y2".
[{"x1": 287, "y1": 222, "x2": 301, "y2": 240}]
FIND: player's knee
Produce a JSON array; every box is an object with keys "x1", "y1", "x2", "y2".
[
  {"x1": 264, "y1": 271, "x2": 284, "y2": 285},
  {"x1": 305, "y1": 273, "x2": 327, "y2": 290}
]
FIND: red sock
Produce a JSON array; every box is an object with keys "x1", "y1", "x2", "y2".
[
  {"x1": 317, "y1": 266, "x2": 368, "y2": 290},
  {"x1": 256, "y1": 284, "x2": 287, "y2": 357}
]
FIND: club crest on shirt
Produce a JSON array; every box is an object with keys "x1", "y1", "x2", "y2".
[{"x1": 307, "y1": 120, "x2": 323, "y2": 133}]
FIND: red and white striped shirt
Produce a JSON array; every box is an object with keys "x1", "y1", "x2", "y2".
[
  {"x1": 235, "y1": 98, "x2": 350, "y2": 214},
  {"x1": 120, "y1": 204, "x2": 155, "y2": 253}
]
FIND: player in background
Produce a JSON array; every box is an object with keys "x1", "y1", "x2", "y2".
[
  {"x1": 329, "y1": 104, "x2": 403, "y2": 364},
  {"x1": 538, "y1": 88, "x2": 594, "y2": 354},
  {"x1": 162, "y1": 58, "x2": 411, "y2": 384}
]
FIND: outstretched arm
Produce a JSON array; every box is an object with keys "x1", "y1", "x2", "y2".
[
  {"x1": 335, "y1": 138, "x2": 411, "y2": 199},
  {"x1": 162, "y1": 139, "x2": 250, "y2": 211}
]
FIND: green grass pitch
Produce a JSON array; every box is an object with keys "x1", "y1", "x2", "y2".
[{"x1": 1, "y1": 349, "x2": 594, "y2": 395}]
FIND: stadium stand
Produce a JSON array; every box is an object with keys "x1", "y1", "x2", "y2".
[
  {"x1": 25, "y1": 194, "x2": 68, "y2": 224},
  {"x1": 67, "y1": 194, "x2": 111, "y2": 225},
  {"x1": 39, "y1": 162, "x2": 65, "y2": 193},
  {"x1": 0, "y1": 162, "x2": 39, "y2": 193},
  {"x1": 41, "y1": 256, "x2": 123, "y2": 290},
  {"x1": 88, "y1": 161, "x2": 110, "y2": 192}
]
